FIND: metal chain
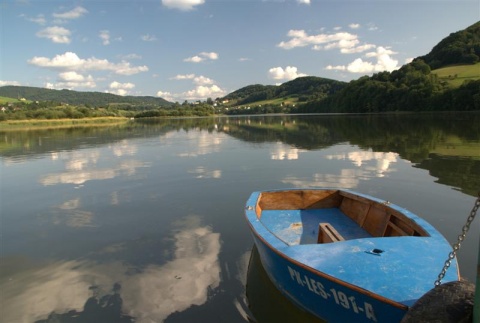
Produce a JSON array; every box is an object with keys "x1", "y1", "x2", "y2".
[{"x1": 434, "y1": 192, "x2": 480, "y2": 287}]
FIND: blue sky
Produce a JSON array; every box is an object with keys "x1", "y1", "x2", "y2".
[{"x1": 1, "y1": 0, "x2": 478, "y2": 102}]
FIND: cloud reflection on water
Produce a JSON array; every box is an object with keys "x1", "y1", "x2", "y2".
[
  {"x1": 283, "y1": 147, "x2": 400, "y2": 188},
  {"x1": 270, "y1": 143, "x2": 302, "y2": 160},
  {"x1": 326, "y1": 149, "x2": 398, "y2": 177},
  {"x1": 175, "y1": 132, "x2": 226, "y2": 157},
  {"x1": 50, "y1": 198, "x2": 96, "y2": 227},
  {"x1": 40, "y1": 159, "x2": 149, "y2": 186},
  {"x1": 1, "y1": 215, "x2": 221, "y2": 323},
  {"x1": 188, "y1": 166, "x2": 222, "y2": 179},
  {"x1": 283, "y1": 169, "x2": 362, "y2": 189}
]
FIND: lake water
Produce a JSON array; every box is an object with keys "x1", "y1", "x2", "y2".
[{"x1": 1, "y1": 113, "x2": 479, "y2": 323}]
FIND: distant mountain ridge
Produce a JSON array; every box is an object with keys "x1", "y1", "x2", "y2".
[{"x1": 0, "y1": 85, "x2": 173, "y2": 107}]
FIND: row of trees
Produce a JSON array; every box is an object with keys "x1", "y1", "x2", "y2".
[
  {"x1": 225, "y1": 105, "x2": 288, "y2": 115},
  {"x1": 0, "y1": 100, "x2": 218, "y2": 121},
  {"x1": 134, "y1": 103, "x2": 215, "y2": 117}
]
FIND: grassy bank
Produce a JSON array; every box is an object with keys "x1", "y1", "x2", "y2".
[
  {"x1": 432, "y1": 63, "x2": 480, "y2": 88},
  {"x1": 0, "y1": 117, "x2": 130, "y2": 131},
  {"x1": 0, "y1": 96, "x2": 30, "y2": 104}
]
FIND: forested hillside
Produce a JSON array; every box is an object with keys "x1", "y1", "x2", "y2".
[
  {"x1": 296, "y1": 60, "x2": 479, "y2": 113},
  {"x1": 223, "y1": 76, "x2": 346, "y2": 106},
  {"x1": 417, "y1": 21, "x2": 480, "y2": 69},
  {"x1": 0, "y1": 86, "x2": 173, "y2": 108}
]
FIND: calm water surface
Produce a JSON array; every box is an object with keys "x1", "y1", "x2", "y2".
[{"x1": 1, "y1": 113, "x2": 479, "y2": 323}]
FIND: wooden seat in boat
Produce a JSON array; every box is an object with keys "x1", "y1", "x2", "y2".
[{"x1": 318, "y1": 222, "x2": 345, "y2": 243}]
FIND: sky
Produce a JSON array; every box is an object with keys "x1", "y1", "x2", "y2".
[{"x1": 1, "y1": 0, "x2": 479, "y2": 102}]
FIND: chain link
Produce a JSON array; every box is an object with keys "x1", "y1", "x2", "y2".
[{"x1": 434, "y1": 192, "x2": 480, "y2": 287}]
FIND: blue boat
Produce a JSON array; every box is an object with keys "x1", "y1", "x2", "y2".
[{"x1": 244, "y1": 189, "x2": 460, "y2": 322}]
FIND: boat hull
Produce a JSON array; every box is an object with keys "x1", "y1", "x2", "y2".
[
  {"x1": 252, "y1": 232, "x2": 406, "y2": 322},
  {"x1": 245, "y1": 189, "x2": 460, "y2": 323}
]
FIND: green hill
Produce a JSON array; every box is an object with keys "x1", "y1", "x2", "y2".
[
  {"x1": 417, "y1": 21, "x2": 480, "y2": 69},
  {"x1": 222, "y1": 76, "x2": 346, "y2": 107},
  {"x1": 0, "y1": 86, "x2": 173, "y2": 108},
  {"x1": 0, "y1": 96, "x2": 28, "y2": 104}
]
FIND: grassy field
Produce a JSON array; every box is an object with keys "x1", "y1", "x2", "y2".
[
  {"x1": 0, "y1": 117, "x2": 130, "y2": 130},
  {"x1": 231, "y1": 96, "x2": 299, "y2": 108},
  {"x1": 432, "y1": 63, "x2": 480, "y2": 88},
  {"x1": 0, "y1": 96, "x2": 29, "y2": 104}
]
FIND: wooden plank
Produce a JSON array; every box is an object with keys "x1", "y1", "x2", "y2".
[
  {"x1": 258, "y1": 190, "x2": 340, "y2": 210},
  {"x1": 362, "y1": 204, "x2": 390, "y2": 237},
  {"x1": 339, "y1": 197, "x2": 370, "y2": 226},
  {"x1": 384, "y1": 221, "x2": 408, "y2": 237},
  {"x1": 318, "y1": 223, "x2": 345, "y2": 243}
]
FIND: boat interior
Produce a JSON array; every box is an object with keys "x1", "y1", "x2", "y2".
[{"x1": 255, "y1": 190, "x2": 429, "y2": 245}]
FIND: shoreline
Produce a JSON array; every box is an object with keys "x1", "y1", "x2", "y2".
[{"x1": 0, "y1": 117, "x2": 130, "y2": 131}]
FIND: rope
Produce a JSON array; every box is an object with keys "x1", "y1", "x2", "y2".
[{"x1": 434, "y1": 192, "x2": 480, "y2": 287}]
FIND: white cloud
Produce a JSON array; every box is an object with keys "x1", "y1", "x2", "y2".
[
  {"x1": 109, "y1": 81, "x2": 135, "y2": 96},
  {"x1": 349, "y1": 23, "x2": 360, "y2": 29},
  {"x1": 141, "y1": 34, "x2": 157, "y2": 42},
  {"x1": 52, "y1": 6, "x2": 88, "y2": 20},
  {"x1": 23, "y1": 14, "x2": 46, "y2": 25},
  {"x1": 194, "y1": 76, "x2": 214, "y2": 85},
  {"x1": 109, "y1": 81, "x2": 135, "y2": 89},
  {"x1": 297, "y1": 0, "x2": 310, "y2": 4},
  {"x1": 49, "y1": 73, "x2": 96, "y2": 90},
  {"x1": 340, "y1": 43, "x2": 376, "y2": 54},
  {"x1": 58, "y1": 71, "x2": 85, "y2": 82},
  {"x1": 36, "y1": 26, "x2": 71, "y2": 44},
  {"x1": 162, "y1": 0, "x2": 205, "y2": 11},
  {"x1": 278, "y1": 30, "x2": 357, "y2": 50},
  {"x1": 184, "y1": 56, "x2": 203, "y2": 63},
  {"x1": 284, "y1": 29, "x2": 376, "y2": 54},
  {"x1": 172, "y1": 74, "x2": 196, "y2": 80},
  {"x1": 184, "y1": 52, "x2": 218, "y2": 63},
  {"x1": 268, "y1": 66, "x2": 307, "y2": 81},
  {"x1": 157, "y1": 91, "x2": 174, "y2": 101},
  {"x1": 201, "y1": 52, "x2": 218, "y2": 60},
  {"x1": 99, "y1": 30, "x2": 110, "y2": 45},
  {"x1": 106, "y1": 62, "x2": 145, "y2": 75},
  {"x1": 0, "y1": 80, "x2": 21, "y2": 86},
  {"x1": 184, "y1": 85, "x2": 225, "y2": 100},
  {"x1": 28, "y1": 52, "x2": 149, "y2": 75},
  {"x1": 163, "y1": 74, "x2": 223, "y2": 101},
  {"x1": 365, "y1": 46, "x2": 399, "y2": 71},
  {"x1": 345, "y1": 58, "x2": 375, "y2": 73},
  {"x1": 325, "y1": 46, "x2": 399, "y2": 74},
  {"x1": 325, "y1": 65, "x2": 346, "y2": 71}
]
